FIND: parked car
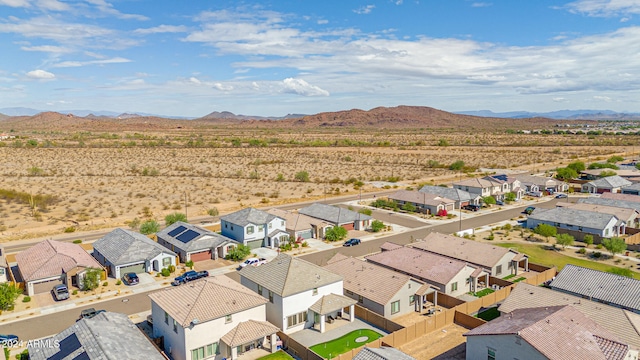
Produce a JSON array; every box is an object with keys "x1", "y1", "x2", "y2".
[
  {"x1": 343, "y1": 238, "x2": 362, "y2": 247},
  {"x1": 526, "y1": 191, "x2": 543, "y2": 198},
  {"x1": 495, "y1": 200, "x2": 505, "y2": 206},
  {"x1": 122, "y1": 272, "x2": 140, "y2": 286},
  {"x1": 78, "y1": 308, "x2": 106, "y2": 321},
  {"x1": 524, "y1": 206, "x2": 536, "y2": 215},
  {"x1": 51, "y1": 284, "x2": 70, "y2": 301},
  {"x1": 462, "y1": 204, "x2": 480, "y2": 212},
  {"x1": 555, "y1": 193, "x2": 568, "y2": 199},
  {"x1": 239, "y1": 258, "x2": 268, "y2": 269},
  {"x1": 0, "y1": 334, "x2": 19, "y2": 345},
  {"x1": 172, "y1": 270, "x2": 209, "y2": 286}
]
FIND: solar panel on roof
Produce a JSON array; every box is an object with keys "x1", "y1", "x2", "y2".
[
  {"x1": 47, "y1": 333, "x2": 82, "y2": 360},
  {"x1": 176, "y1": 229, "x2": 200, "y2": 243},
  {"x1": 492, "y1": 174, "x2": 508, "y2": 181},
  {"x1": 72, "y1": 352, "x2": 91, "y2": 360},
  {"x1": 168, "y1": 225, "x2": 187, "y2": 237}
]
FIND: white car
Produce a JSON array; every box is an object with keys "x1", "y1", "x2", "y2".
[{"x1": 239, "y1": 257, "x2": 267, "y2": 268}]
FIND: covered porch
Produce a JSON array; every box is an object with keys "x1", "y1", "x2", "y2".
[
  {"x1": 309, "y1": 293, "x2": 357, "y2": 333},
  {"x1": 220, "y1": 320, "x2": 281, "y2": 360},
  {"x1": 469, "y1": 268, "x2": 490, "y2": 292},
  {"x1": 414, "y1": 283, "x2": 439, "y2": 314},
  {"x1": 511, "y1": 254, "x2": 529, "y2": 275}
]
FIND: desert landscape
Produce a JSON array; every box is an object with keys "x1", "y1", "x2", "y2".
[{"x1": 0, "y1": 107, "x2": 634, "y2": 241}]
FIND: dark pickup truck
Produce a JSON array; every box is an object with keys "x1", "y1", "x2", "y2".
[{"x1": 172, "y1": 270, "x2": 209, "y2": 286}]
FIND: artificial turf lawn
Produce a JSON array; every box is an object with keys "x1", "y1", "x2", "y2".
[
  {"x1": 495, "y1": 242, "x2": 640, "y2": 280},
  {"x1": 310, "y1": 329, "x2": 383, "y2": 359},
  {"x1": 257, "y1": 350, "x2": 294, "y2": 360},
  {"x1": 470, "y1": 288, "x2": 495, "y2": 297},
  {"x1": 476, "y1": 307, "x2": 501, "y2": 321}
]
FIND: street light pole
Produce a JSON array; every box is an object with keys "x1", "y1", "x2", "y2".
[{"x1": 184, "y1": 192, "x2": 188, "y2": 221}]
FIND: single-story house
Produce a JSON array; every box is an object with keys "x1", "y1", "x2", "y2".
[
  {"x1": 240, "y1": 253, "x2": 354, "y2": 334},
  {"x1": 92, "y1": 228, "x2": 177, "y2": 278},
  {"x1": 464, "y1": 305, "x2": 637, "y2": 360},
  {"x1": 324, "y1": 253, "x2": 433, "y2": 318},
  {"x1": 453, "y1": 177, "x2": 505, "y2": 200},
  {"x1": 526, "y1": 207, "x2": 624, "y2": 238},
  {"x1": 582, "y1": 175, "x2": 633, "y2": 194},
  {"x1": 267, "y1": 208, "x2": 332, "y2": 240},
  {"x1": 388, "y1": 190, "x2": 455, "y2": 215},
  {"x1": 622, "y1": 183, "x2": 640, "y2": 196},
  {"x1": 150, "y1": 275, "x2": 279, "y2": 360},
  {"x1": 298, "y1": 203, "x2": 371, "y2": 231},
  {"x1": 601, "y1": 192, "x2": 640, "y2": 203},
  {"x1": 28, "y1": 311, "x2": 165, "y2": 360},
  {"x1": 157, "y1": 221, "x2": 235, "y2": 263},
  {"x1": 221, "y1": 208, "x2": 289, "y2": 249},
  {"x1": 513, "y1": 174, "x2": 568, "y2": 193},
  {"x1": 580, "y1": 169, "x2": 640, "y2": 180},
  {"x1": 550, "y1": 264, "x2": 640, "y2": 314},
  {"x1": 499, "y1": 283, "x2": 640, "y2": 349},
  {"x1": 410, "y1": 232, "x2": 529, "y2": 277},
  {"x1": 418, "y1": 185, "x2": 481, "y2": 208},
  {"x1": 578, "y1": 196, "x2": 640, "y2": 213},
  {"x1": 556, "y1": 202, "x2": 639, "y2": 229},
  {"x1": 365, "y1": 246, "x2": 488, "y2": 297},
  {"x1": 16, "y1": 239, "x2": 104, "y2": 296}
]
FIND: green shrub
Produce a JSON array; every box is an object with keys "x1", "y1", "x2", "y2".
[
  {"x1": 161, "y1": 268, "x2": 171, "y2": 277},
  {"x1": 116, "y1": 280, "x2": 122, "y2": 286},
  {"x1": 168, "y1": 265, "x2": 176, "y2": 273},
  {"x1": 325, "y1": 226, "x2": 348, "y2": 242},
  {"x1": 226, "y1": 244, "x2": 251, "y2": 261},
  {"x1": 64, "y1": 226, "x2": 76, "y2": 233},
  {"x1": 371, "y1": 220, "x2": 385, "y2": 232},
  {"x1": 22, "y1": 296, "x2": 31, "y2": 303},
  {"x1": 358, "y1": 208, "x2": 373, "y2": 216},
  {"x1": 185, "y1": 260, "x2": 194, "y2": 269},
  {"x1": 72, "y1": 290, "x2": 78, "y2": 295},
  {"x1": 301, "y1": 241, "x2": 309, "y2": 247},
  {"x1": 593, "y1": 251, "x2": 602, "y2": 258},
  {"x1": 102, "y1": 282, "x2": 108, "y2": 287},
  {"x1": 72, "y1": 239, "x2": 82, "y2": 244},
  {"x1": 578, "y1": 248, "x2": 586, "y2": 254}
]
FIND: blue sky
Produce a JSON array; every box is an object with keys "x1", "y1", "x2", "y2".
[{"x1": 1, "y1": 0, "x2": 640, "y2": 117}]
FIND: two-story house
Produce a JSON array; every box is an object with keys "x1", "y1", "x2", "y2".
[
  {"x1": 221, "y1": 208, "x2": 289, "y2": 250},
  {"x1": 149, "y1": 275, "x2": 280, "y2": 360},
  {"x1": 453, "y1": 177, "x2": 505, "y2": 201},
  {"x1": 240, "y1": 253, "x2": 356, "y2": 334}
]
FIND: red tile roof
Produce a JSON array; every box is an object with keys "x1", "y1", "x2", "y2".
[{"x1": 16, "y1": 239, "x2": 103, "y2": 281}]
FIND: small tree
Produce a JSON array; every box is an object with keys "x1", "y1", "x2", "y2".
[
  {"x1": 82, "y1": 267, "x2": 102, "y2": 291},
  {"x1": 371, "y1": 220, "x2": 385, "y2": 232},
  {"x1": 402, "y1": 202, "x2": 416, "y2": 212},
  {"x1": 607, "y1": 155, "x2": 624, "y2": 163},
  {"x1": 165, "y1": 212, "x2": 187, "y2": 226},
  {"x1": 294, "y1": 171, "x2": 310, "y2": 182},
  {"x1": 483, "y1": 196, "x2": 496, "y2": 206},
  {"x1": 226, "y1": 245, "x2": 251, "y2": 261},
  {"x1": 0, "y1": 283, "x2": 22, "y2": 311},
  {"x1": 207, "y1": 207, "x2": 219, "y2": 216},
  {"x1": 555, "y1": 167, "x2": 578, "y2": 181},
  {"x1": 607, "y1": 267, "x2": 633, "y2": 278},
  {"x1": 504, "y1": 192, "x2": 516, "y2": 202},
  {"x1": 449, "y1": 160, "x2": 465, "y2": 171},
  {"x1": 555, "y1": 233, "x2": 574, "y2": 249},
  {"x1": 534, "y1": 224, "x2": 557, "y2": 242},
  {"x1": 602, "y1": 237, "x2": 627, "y2": 257},
  {"x1": 437, "y1": 208, "x2": 448, "y2": 217},
  {"x1": 567, "y1": 161, "x2": 586, "y2": 173},
  {"x1": 325, "y1": 226, "x2": 348, "y2": 242},
  {"x1": 358, "y1": 208, "x2": 373, "y2": 216},
  {"x1": 185, "y1": 260, "x2": 194, "y2": 269},
  {"x1": 599, "y1": 170, "x2": 617, "y2": 177},
  {"x1": 583, "y1": 234, "x2": 594, "y2": 248},
  {"x1": 139, "y1": 220, "x2": 160, "y2": 235}
]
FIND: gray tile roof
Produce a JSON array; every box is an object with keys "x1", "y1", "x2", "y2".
[
  {"x1": 239, "y1": 253, "x2": 343, "y2": 297},
  {"x1": 353, "y1": 347, "x2": 416, "y2": 360},
  {"x1": 466, "y1": 305, "x2": 630, "y2": 360},
  {"x1": 157, "y1": 221, "x2": 232, "y2": 252},
  {"x1": 513, "y1": 174, "x2": 564, "y2": 188},
  {"x1": 622, "y1": 183, "x2": 640, "y2": 191},
  {"x1": 587, "y1": 176, "x2": 633, "y2": 189},
  {"x1": 309, "y1": 293, "x2": 357, "y2": 315},
  {"x1": 298, "y1": 203, "x2": 371, "y2": 224},
  {"x1": 149, "y1": 275, "x2": 267, "y2": 327},
  {"x1": 28, "y1": 311, "x2": 165, "y2": 360},
  {"x1": 556, "y1": 203, "x2": 638, "y2": 222},
  {"x1": 550, "y1": 265, "x2": 640, "y2": 312},
  {"x1": 527, "y1": 207, "x2": 618, "y2": 230},
  {"x1": 499, "y1": 283, "x2": 640, "y2": 349},
  {"x1": 601, "y1": 193, "x2": 640, "y2": 203},
  {"x1": 267, "y1": 208, "x2": 331, "y2": 231},
  {"x1": 418, "y1": 185, "x2": 479, "y2": 202},
  {"x1": 93, "y1": 228, "x2": 176, "y2": 266},
  {"x1": 221, "y1": 207, "x2": 280, "y2": 227},
  {"x1": 579, "y1": 197, "x2": 640, "y2": 212},
  {"x1": 454, "y1": 177, "x2": 502, "y2": 188}
]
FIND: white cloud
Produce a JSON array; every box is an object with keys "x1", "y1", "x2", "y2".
[
  {"x1": 52, "y1": 57, "x2": 131, "y2": 67},
  {"x1": 281, "y1": 78, "x2": 329, "y2": 96},
  {"x1": 213, "y1": 82, "x2": 233, "y2": 91},
  {"x1": 472, "y1": 2, "x2": 492, "y2": 7},
  {"x1": 395, "y1": 0, "x2": 403, "y2": 5},
  {"x1": 20, "y1": 44, "x2": 71, "y2": 53},
  {"x1": 593, "y1": 95, "x2": 613, "y2": 101},
  {"x1": 133, "y1": 25, "x2": 188, "y2": 35},
  {"x1": 565, "y1": 0, "x2": 640, "y2": 17},
  {"x1": 317, "y1": 19, "x2": 328, "y2": 25},
  {"x1": 0, "y1": 0, "x2": 29, "y2": 7},
  {"x1": 354, "y1": 5, "x2": 375, "y2": 14},
  {"x1": 84, "y1": 0, "x2": 148, "y2": 20},
  {"x1": 36, "y1": 0, "x2": 69, "y2": 11},
  {"x1": 26, "y1": 69, "x2": 55, "y2": 79},
  {"x1": 553, "y1": 97, "x2": 569, "y2": 102}
]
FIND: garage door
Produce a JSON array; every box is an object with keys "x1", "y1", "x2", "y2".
[
  {"x1": 297, "y1": 229, "x2": 313, "y2": 240},
  {"x1": 341, "y1": 223, "x2": 355, "y2": 231},
  {"x1": 118, "y1": 262, "x2": 146, "y2": 275},
  {"x1": 246, "y1": 240, "x2": 263, "y2": 250},
  {"x1": 190, "y1": 250, "x2": 211, "y2": 262},
  {"x1": 32, "y1": 278, "x2": 64, "y2": 294}
]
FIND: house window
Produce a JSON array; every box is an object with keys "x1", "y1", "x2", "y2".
[
  {"x1": 391, "y1": 300, "x2": 400, "y2": 314},
  {"x1": 225, "y1": 314, "x2": 232, "y2": 324},
  {"x1": 247, "y1": 226, "x2": 254, "y2": 235},
  {"x1": 312, "y1": 288, "x2": 318, "y2": 295},
  {"x1": 231, "y1": 225, "x2": 234, "y2": 231},
  {"x1": 191, "y1": 347, "x2": 205, "y2": 360},
  {"x1": 451, "y1": 282, "x2": 458, "y2": 292},
  {"x1": 346, "y1": 290, "x2": 354, "y2": 295},
  {"x1": 496, "y1": 265, "x2": 502, "y2": 275},
  {"x1": 410, "y1": 295, "x2": 415, "y2": 305},
  {"x1": 164, "y1": 311, "x2": 169, "y2": 324},
  {"x1": 162, "y1": 257, "x2": 171, "y2": 267},
  {"x1": 408, "y1": 283, "x2": 411, "y2": 289},
  {"x1": 173, "y1": 319, "x2": 178, "y2": 333},
  {"x1": 224, "y1": 223, "x2": 227, "y2": 229},
  {"x1": 358, "y1": 295, "x2": 363, "y2": 304},
  {"x1": 605, "y1": 229, "x2": 609, "y2": 236},
  {"x1": 206, "y1": 342, "x2": 218, "y2": 357},
  {"x1": 258, "y1": 285, "x2": 263, "y2": 296},
  {"x1": 487, "y1": 348, "x2": 496, "y2": 360},
  {"x1": 268, "y1": 290, "x2": 274, "y2": 303},
  {"x1": 258, "y1": 225, "x2": 264, "y2": 232},
  {"x1": 287, "y1": 311, "x2": 308, "y2": 328},
  {"x1": 269, "y1": 223, "x2": 273, "y2": 229},
  {"x1": 281, "y1": 220, "x2": 285, "y2": 226}
]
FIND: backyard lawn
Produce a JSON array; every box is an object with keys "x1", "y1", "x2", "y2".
[
  {"x1": 469, "y1": 288, "x2": 494, "y2": 297},
  {"x1": 310, "y1": 329, "x2": 383, "y2": 359},
  {"x1": 258, "y1": 350, "x2": 294, "y2": 360},
  {"x1": 476, "y1": 307, "x2": 500, "y2": 321},
  {"x1": 496, "y1": 242, "x2": 640, "y2": 280}
]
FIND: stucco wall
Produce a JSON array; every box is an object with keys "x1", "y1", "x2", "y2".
[{"x1": 466, "y1": 334, "x2": 547, "y2": 360}]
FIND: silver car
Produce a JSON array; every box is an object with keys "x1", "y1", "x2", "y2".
[{"x1": 52, "y1": 284, "x2": 70, "y2": 301}]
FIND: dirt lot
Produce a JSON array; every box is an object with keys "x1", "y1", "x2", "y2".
[
  {"x1": 0, "y1": 129, "x2": 632, "y2": 241},
  {"x1": 399, "y1": 323, "x2": 468, "y2": 360}
]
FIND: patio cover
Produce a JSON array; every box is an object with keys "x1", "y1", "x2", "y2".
[
  {"x1": 309, "y1": 293, "x2": 357, "y2": 315},
  {"x1": 220, "y1": 320, "x2": 279, "y2": 347},
  {"x1": 415, "y1": 283, "x2": 436, "y2": 296}
]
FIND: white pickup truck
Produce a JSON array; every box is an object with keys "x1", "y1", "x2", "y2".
[{"x1": 238, "y1": 257, "x2": 268, "y2": 269}]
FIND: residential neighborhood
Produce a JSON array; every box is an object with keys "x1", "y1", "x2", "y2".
[{"x1": 6, "y1": 169, "x2": 640, "y2": 360}]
